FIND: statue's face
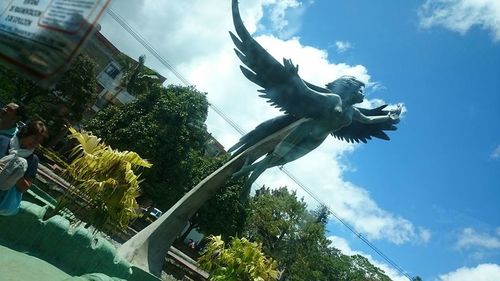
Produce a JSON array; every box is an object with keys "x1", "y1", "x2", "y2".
[{"x1": 352, "y1": 87, "x2": 364, "y2": 104}]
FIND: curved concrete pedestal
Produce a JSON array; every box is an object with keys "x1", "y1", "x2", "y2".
[{"x1": 118, "y1": 118, "x2": 307, "y2": 276}]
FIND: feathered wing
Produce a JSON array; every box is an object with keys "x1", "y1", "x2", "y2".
[
  {"x1": 331, "y1": 105, "x2": 399, "y2": 143},
  {"x1": 230, "y1": 0, "x2": 333, "y2": 119}
]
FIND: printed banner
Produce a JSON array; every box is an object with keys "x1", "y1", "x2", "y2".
[{"x1": 0, "y1": 0, "x2": 112, "y2": 84}]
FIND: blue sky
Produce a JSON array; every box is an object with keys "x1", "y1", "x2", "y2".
[
  {"x1": 302, "y1": 1, "x2": 500, "y2": 280},
  {"x1": 98, "y1": 0, "x2": 500, "y2": 280}
]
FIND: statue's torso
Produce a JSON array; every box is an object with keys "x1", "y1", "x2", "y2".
[{"x1": 322, "y1": 104, "x2": 354, "y2": 132}]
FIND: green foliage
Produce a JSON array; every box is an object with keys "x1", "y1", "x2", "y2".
[
  {"x1": 85, "y1": 74, "x2": 248, "y2": 240},
  {"x1": 194, "y1": 181, "x2": 248, "y2": 240},
  {"x1": 50, "y1": 127, "x2": 151, "y2": 231},
  {"x1": 186, "y1": 154, "x2": 248, "y2": 241},
  {"x1": 245, "y1": 187, "x2": 307, "y2": 259},
  {"x1": 83, "y1": 84, "x2": 210, "y2": 210},
  {"x1": 0, "y1": 53, "x2": 98, "y2": 135},
  {"x1": 0, "y1": 63, "x2": 44, "y2": 104},
  {"x1": 244, "y1": 186, "x2": 393, "y2": 281},
  {"x1": 113, "y1": 54, "x2": 162, "y2": 97},
  {"x1": 122, "y1": 55, "x2": 162, "y2": 96},
  {"x1": 199, "y1": 235, "x2": 279, "y2": 281},
  {"x1": 37, "y1": 145, "x2": 69, "y2": 169}
]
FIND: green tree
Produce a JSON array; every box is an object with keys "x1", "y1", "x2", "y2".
[
  {"x1": 199, "y1": 235, "x2": 279, "y2": 281},
  {"x1": 244, "y1": 186, "x2": 307, "y2": 260},
  {"x1": 0, "y1": 54, "x2": 98, "y2": 138},
  {"x1": 0, "y1": 64, "x2": 45, "y2": 104},
  {"x1": 281, "y1": 205, "x2": 336, "y2": 281},
  {"x1": 184, "y1": 154, "x2": 248, "y2": 241},
  {"x1": 115, "y1": 54, "x2": 162, "y2": 97},
  {"x1": 83, "y1": 84, "x2": 210, "y2": 210},
  {"x1": 85, "y1": 79, "x2": 249, "y2": 241},
  {"x1": 244, "y1": 187, "x2": 393, "y2": 281}
]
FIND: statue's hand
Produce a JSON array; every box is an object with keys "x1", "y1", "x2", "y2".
[
  {"x1": 283, "y1": 58, "x2": 299, "y2": 74},
  {"x1": 388, "y1": 112, "x2": 399, "y2": 121},
  {"x1": 388, "y1": 105, "x2": 401, "y2": 121}
]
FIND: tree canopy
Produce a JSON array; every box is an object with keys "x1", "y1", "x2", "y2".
[
  {"x1": 184, "y1": 154, "x2": 248, "y2": 241},
  {"x1": 244, "y1": 186, "x2": 393, "y2": 281},
  {"x1": 83, "y1": 84, "x2": 210, "y2": 210},
  {"x1": 0, "y1": 54, "x2": 98, "y2": 129}
]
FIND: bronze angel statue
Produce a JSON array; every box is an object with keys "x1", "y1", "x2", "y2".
[{"x1": 229, "y1": 0, "x2": 401, "y2": 188}]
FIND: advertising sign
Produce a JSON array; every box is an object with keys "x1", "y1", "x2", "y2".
[{"x1": 0, "y1": 0, "x2": 112, "y2": 85}]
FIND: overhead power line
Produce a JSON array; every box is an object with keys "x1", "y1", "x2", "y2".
[
  {"x1": 107, "y1": 8, "x2": 247, "y2": 136},
  {"x1": 208, "y1": 103, "x2": 247, "y2": 136},
  {"x1": 106, "y1": 9, "x2": 191, "y2": 86},
  {"x1": 279, "y1": 167, "x2": 413, "y2": 280},
  {"x1": 105, "y1": 8, "x2": 414, "y2": 280}
]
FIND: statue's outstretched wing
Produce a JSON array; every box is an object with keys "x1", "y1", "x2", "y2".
[
  {"x1": 332, "y1": 105, "x2": 399, "y2": 143},
  {"x1": 231, "y1": 0, "x2": 334, "y2": 119}
]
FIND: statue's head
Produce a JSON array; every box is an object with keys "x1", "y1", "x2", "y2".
[{"x1": 326, "y1": 76, "x2": 365, "y2": 104}]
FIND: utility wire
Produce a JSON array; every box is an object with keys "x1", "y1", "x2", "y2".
[
  {"x1": 107, "y1": 9, "x2": 191, "y2": 86},
  {"x1": 107, "y1": 8, "x2": 248, "y2": 136},
  {"x1": 209, "y1": 103, "x2": 247, "y2": 136},
  {"x1": 279, "y1": 166, "x2": 413, "y2": 280},
  {"x1": 105, "y1": 8, "x2": 414, "y2": 280}
]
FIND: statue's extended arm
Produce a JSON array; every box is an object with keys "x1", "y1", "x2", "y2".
[{"x1": 353, "y1": 107, "x2": 400, "y2": 124}]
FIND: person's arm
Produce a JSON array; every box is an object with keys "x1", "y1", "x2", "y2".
[
  {"x1": 0, "y1": 136, "x2": 11, "y2": 170},
  {"x1": 352, "y1": 107, "x2": 399, "y2": 124},
  {"x1": 15, "y1": 177, "x2": 32, "y2": 192},
  {"x1": 0, "y1": 135, "x2": 10, "y2": 158}
]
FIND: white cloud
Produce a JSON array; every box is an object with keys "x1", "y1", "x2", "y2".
[
  {"x1": 419, "y1": 227, "x2": 432, "y2": 243},
  {"x1": 439, "y1": 264, "x2": 500, "y2": 281},
  {"x1": 328, "y1": 236, "x2": 409, "y2": 281},
  {"x1": 367, "y1": 81, "x2": 386, "y2": 93},
  {"x1": 262, "y1": 0, "x2": 302, "y2": 35},
  {"x1": 419, "y1": 0, "x2": 500, "y2": 42},
  {"x1": 100, "y1": 0, "x2": 424, "y2": 245},
  {"x1": 490, "y1": 145, "x2": 500, "y2": 159},
  {"x1": 255, "y1": 131, "x2": 423, "y2": 245},
  {"x1": 335, "y1": 40, "x2": 352, "y2": 53},
  {"x1": 456, "y1": 227, "x2": 500, "y2": 250}
]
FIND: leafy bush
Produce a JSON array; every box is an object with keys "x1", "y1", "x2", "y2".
[
  {"x1": 49, "y1": 127, "x2": 151, "y2": 231},
  {"x1": 199, "y1": 235, "x2": 279, "y2": 281}
]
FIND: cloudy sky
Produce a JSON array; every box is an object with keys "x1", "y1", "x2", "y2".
[{"x1": 96, "y1": 0, "x2": 500, "y2": 280}]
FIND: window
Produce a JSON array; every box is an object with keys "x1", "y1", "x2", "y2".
[{"x1": 104, "y1": 63, "x2": 120, "y2": 79}]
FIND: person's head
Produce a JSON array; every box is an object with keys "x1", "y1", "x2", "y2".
[
  {"x1": 17, "y1": 121, "x2": 48, "y2": 149},
  {"x1": 326, "y1": 76, "x2": 365, "y2": 105},
  {"x1": 0, "y1": 103, "x2": 26, "y2": 126}
]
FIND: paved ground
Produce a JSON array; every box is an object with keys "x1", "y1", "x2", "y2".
[{"x1": 0, "y1": 244, "x2": 71, "y2": 281}]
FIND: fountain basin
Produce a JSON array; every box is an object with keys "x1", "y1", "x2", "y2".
[{"x1": 0, "y1": 202, "x2": 160, "y2": 281}]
